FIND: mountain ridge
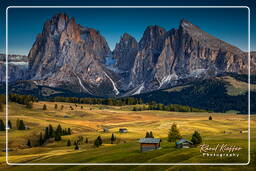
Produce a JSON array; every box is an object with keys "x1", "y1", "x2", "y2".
[{"x1": 0, "y1": 13, "x2": 255, "y2": 98}]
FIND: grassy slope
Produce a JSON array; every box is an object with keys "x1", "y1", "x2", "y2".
[{"x1": 0, "y1": 102, "x2": 255, "y2": 170}]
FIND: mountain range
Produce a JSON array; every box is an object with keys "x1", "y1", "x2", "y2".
[{"x1": 0, "y1": 13, "x2": 255, "y2": 98}]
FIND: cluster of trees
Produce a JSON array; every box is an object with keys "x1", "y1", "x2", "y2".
[
  {"x1": 133, "y1": 103, "x2": 206, "y2": 112},
  {"x1": 0, "y1": 119, "x2": 26, "y2": 131},
  {"x1": 9, "y1": 94, "x2": 37, "y2": 109},
  {"x1": 51, "y1": 96, "x2": 143, "y2": 106},
  {"x1": 28, "y1": 124, "x2": 72, "y2": 148},
  {"x1": 168, "y1": 123, "x2": 202, "y2": 146},
  {"x1": 145, "y1": 131, "x2": 154, "y2": 138},
  {"x1": 67, "y1": 136, "x2": 89, "y2": 150}
]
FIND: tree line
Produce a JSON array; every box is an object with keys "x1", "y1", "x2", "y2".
[
  {"x1": 51, "y1": 96, "x2": 143, "y2": 106},
  {"x1": 133, "y1": 102, "x2": 207, "y2": 112}
]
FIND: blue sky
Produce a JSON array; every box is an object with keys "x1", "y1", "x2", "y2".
[{"x1": 0, "y1": 0, "x2": 255, "y2": 55}]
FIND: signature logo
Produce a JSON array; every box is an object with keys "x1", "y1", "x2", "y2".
[{"x1": 199, "y1": 144, "x2": 242, "y2": 157}]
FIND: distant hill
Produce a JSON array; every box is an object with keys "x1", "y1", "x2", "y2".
[{"x1": 133, "y1": 73, "x2": 256, "y2": 114}]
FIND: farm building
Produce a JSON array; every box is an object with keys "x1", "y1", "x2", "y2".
[
  {"x1": 103, "y1": 128, "x2": 109, "y2": 132},
  {"x1": 175, "y1": 139, "x2": 193, "y2": 148},
  {"x1": 119, "y1": 128, "x2": 128, "y2": 133},
  {"x1": 139, "y1": 138, "x2": 161, "y2": 152}
]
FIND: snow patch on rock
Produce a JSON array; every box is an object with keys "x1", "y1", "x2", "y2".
[
  {"x1": 159, "y1": 73, "x2": 178, "y2": 88},
  {"x1": 132, "y1": 82, "x2": 144, "y2": 95},
  {"x1": 104, "y1": 72, "x2": 119, "y2": 95},
  {"x1": 74, "y1": 72, "x2": 92, "y2": 94}
]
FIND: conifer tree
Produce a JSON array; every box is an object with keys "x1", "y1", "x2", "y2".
[
  {"x1": 54, "y1": 104, "x2": 58, "y2": 109},
  {"x1": 145, "y1": 132, "x2": 150, "y2": 138},
  {"x1": 44, "y1": 127, "x2": 49, "y2": 141},
  {"x1": 18, "y1": 120, "x2": 26, "y2": 130},
  {"x1": 74, "y1": 141, "x2": 79, "y2": 150},
  {"x1": 8, "y1": 120, "x2": 12, "y2": 129},
  {"x1": 56, "y1": 124, "x2": 62, "y2": 135},
  {"x1": 191, "y1": 131, "x2": 202, "y2": 145},
  {"x1": 48, "y1": 124, "x2": 54, "y2": 138},
  {"x1": 85, "y1": 137, "x2": 88, "y2": 143},
  {"x1": 60, "y1": 105, "x2": 64, "y2": 110},
  {"x1": 209, "y1": 116, "x2": 212, "y2": 120},
  {"x1": 43, "y1": 104, "x2": 47, "y2": 110},
  {"x1": 110, "y1": 133, "x2": 115, "y2": 144},
  {"x1": 94, "y1": 138, "x2": 100, "y2": 147},
  {"x1": 27, "y1": 139, "x2": 32, "y2": 147},
  {"x1": 0, "y1": 119, "x2": 5, "y2": 131},
  {"x1": 149, "y1": 131, "x2": 154, "y2": 138},
  {"x1": 168, "y1": 123, "x2": 182, "y2": 142}
]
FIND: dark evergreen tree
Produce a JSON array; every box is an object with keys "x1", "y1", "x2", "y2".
[
  {"x1": 98, "y1": 136, "x2": 102, "y2": 146},
  {"x1": 110, "y1": 133, "x2": 115, "y2": 144},
  {"x1": 209, "y1": 116, "x2": 212, "y2": 120},
  {"x1": 145, "y1": 132, "x2": 150, "y2": 138},
  {"x1": 0, "y1": 119, "x2": 5, "y2": 131},
  {"x1": 27, "y1": 139, "x2": 32, "y2": 147},
  {"x1": 85, "y1": 137, "x2": 88, "y2": 143},
  {"x1": 74, "y1": 141, "x2": 79, "y2": 150},
  {"x1": 60, "y1": 105, "x2": 64, "y2": 110},
  {"x1": 8, "y1": 120, "x2": 12, "y2": 129},
  {"x1": 56, "y1": 124, "x2": 62, "y2": 135},
  {"x1": 149, "y1": 131, "x2": 154, "y2": 138},
  {"x1": 67, "y1": 139, "x2": 71, "y2": 146},
  {"x1": 18, "y1": 120, "x2": 26, "y2": 130},
  {"x1": 48, "y1": 124, "x2": 54, "y2": 138},
  {"x1": 44, "y1": 127, "x2": 49, "y2": 141},
  {"x1": 43, "y1": 104, "x2": 47, "y2": 110},
  {"x1": 94, "y1": 138, "x2": 100, "y2": 147},
  {"x1": 168, "y1": 123, "x2": 182, "y2": 142},
  {"x1": 55, "y1": 104, "x2": 58, "y2": 109},
  {"x1": 191, "y1": 131, "x2": 202, "y2": 145}
]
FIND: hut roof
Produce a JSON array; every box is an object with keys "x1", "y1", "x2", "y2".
[
  {"x1": 176, "y1": 139, "x2": 193, "y2": 145},
  {"x1": 139, "y1": 138, "x2": 160, "y2": 144}
]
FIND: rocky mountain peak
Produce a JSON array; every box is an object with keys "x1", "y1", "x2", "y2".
[
  {"x1": 139, "y1": 25, "x2": 166, "y2": 50},
  {"x1": 113, "y1": 33, "x2": 138, "y2": 71}
]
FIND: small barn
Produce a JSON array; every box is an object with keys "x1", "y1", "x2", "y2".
[
  {"x1": 176, "y1": 139, "x2": 193, "y2": 148},
  {"x1": 139, "y1": 138, "x2": 161, "y2": 152},
  {"x1": 103, "y1": 128, "x2": 109, "y2": 132},
  {"x1": 119, "y1": 128, "x2": 128, "y2": 133}
]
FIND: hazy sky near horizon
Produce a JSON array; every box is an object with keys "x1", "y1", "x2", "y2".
[{"x1": 3, "y1": 7, "x2": 250, "y2": 55}]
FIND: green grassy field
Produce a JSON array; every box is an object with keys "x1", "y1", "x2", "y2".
[{"x1": 0, "y1": 101, "x2": 255, "y2": 171}]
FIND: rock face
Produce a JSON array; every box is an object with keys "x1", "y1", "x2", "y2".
[
  {"x1": 28, "y1": 13, "x2": 119, "y2": 97},
  {"x1": 3, "y1": 14, "x2": 254, "y2": 97},
  {"x1": 127, "y1": 19, "x2": 252, "y2": 94}
]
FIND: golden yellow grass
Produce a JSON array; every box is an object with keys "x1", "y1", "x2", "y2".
[{"x1": 0, "y1": 101, "x2": 253, "y2": 166}]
